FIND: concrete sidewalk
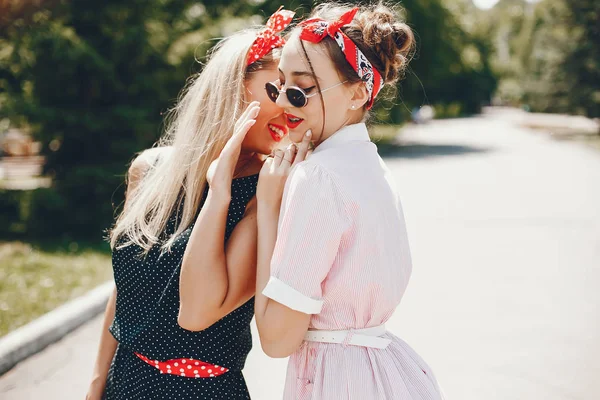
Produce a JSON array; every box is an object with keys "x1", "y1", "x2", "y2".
[{"x1": 2, "y1": 111, "x2": 599, "y2": 399}]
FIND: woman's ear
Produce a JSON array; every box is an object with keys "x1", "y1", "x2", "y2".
[{"x1": 348, "y1": 82, "x2": 369, "y2": 110}]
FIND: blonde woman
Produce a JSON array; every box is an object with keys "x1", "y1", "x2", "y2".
[
  {"x1": 255, "y1": 3, "x2": 445, "y2": 400},
  {"x1": 85, "y1": 8, "x2": 294, "y2": 400}
]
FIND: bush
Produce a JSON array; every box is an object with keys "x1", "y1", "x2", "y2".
[{"x1": 0, "y1": 190, "x2": 26, "y2": 235}]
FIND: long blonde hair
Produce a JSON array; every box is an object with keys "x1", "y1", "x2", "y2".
[{"x1": 110, "y1": 30, "x2": 277, "y2": 253}]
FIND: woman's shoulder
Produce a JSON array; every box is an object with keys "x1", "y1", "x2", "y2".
[
  {"x1": 128, "y1": 146, "x2": 172, "y2": 181},
  {"x1": 126, "y1": 146, "x2": 173, "y2": 196},
  {"x1": 289, "y1": 159, "x2": 343, "y2": 187},
  {"x1": 130, "y1": 146, "x2": 172, "y2": 172},
  {"x1": 287, "y1": 161, "x2": 350, "y2": 203}
]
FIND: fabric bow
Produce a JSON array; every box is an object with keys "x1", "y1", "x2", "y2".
[
  {"x1": 299, "y1": 7, "x2": 358, "y2": 42},
  {"x1": 247, "y1": 6, "x2": 295, "y2": 66},
  {"x1": 298, "y1": 7, "x2": 383, "y2": 109}
]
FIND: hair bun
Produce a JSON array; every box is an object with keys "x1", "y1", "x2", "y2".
[
  {"x1": 308, "y1": 2, "x2": 415, "y2": 87},
  {"x1": 355, "y1": 3, "x2": 415, "y2": 84}
]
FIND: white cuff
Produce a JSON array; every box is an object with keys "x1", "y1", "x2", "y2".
[{"x1": 262, "y1": 276, "x2": 324, "y2": 315}]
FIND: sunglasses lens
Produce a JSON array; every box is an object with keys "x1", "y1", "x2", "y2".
[
  {"x1": 286, "y1": 88, "x2": 307, "y2": 108},
  {"x1": 265, "y1": 82, "x2": 279, "y2": 103}
]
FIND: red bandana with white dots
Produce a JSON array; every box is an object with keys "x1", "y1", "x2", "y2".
[
  {"x1": 299, "y1": 7, "x2": 383, "y2": 110},
  {"x1": 135, "y1": 352, "x2": 229, "y2": 378},
  {"x1": 246, "y1": 7, "x2": 295, "y2": 66}
]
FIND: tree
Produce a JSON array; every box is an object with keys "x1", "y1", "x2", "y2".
[
  {"x1": 485, "y1": 0, "x2": 599, "y2": 128},
  {"x1": 562, "y1": 0, "x2": 600, "y2": 126},
  {"x1": 519, "y1": 0, "x2": 573, "y2": 112},
  {"x1": 398, "y1": 0, "x2": 497, "y2": 119},
  {"x1": 0, "y1": 0, "x2": 251, "y2": 239}
]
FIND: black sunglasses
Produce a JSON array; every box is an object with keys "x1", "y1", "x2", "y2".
[{"x1": 265, "y1": 80, "x2": 348, "y2": 108}]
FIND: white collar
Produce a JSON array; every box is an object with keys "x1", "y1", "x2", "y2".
[{"x1": 312, "y1": 123, "x2": 370, "y2": 154}]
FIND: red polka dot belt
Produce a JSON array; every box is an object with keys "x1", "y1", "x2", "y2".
[{"x1": 135, "y1": 352, "x2": 229, "y2": 378}]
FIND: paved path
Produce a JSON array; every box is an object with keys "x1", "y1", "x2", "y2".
[{"x1": 2, "y1": 111, "x2": 600, "y2": 399}]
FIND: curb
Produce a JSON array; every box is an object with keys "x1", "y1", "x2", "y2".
[{"x1": 0, "y1": 281, "x2": 113, "y2": 376}]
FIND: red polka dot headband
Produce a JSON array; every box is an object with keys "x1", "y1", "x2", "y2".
[
  {"x1": 299, "y1": 7, "x2": 383, "y2": 110},
  {"x1": 246, "y1": 6, "x2": 295, "y2": 66}
]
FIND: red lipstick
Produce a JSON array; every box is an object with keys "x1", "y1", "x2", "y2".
[
  {"x1": 267, "y1": 123, "x2": 288, "y2": 142},
  {"x1": 285, "y1": 113, "x2": 304, "y2": 129}
]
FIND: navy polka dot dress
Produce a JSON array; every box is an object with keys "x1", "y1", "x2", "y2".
[{"x1": 104, "y1": 174, "x2": 259, "y2": 399}]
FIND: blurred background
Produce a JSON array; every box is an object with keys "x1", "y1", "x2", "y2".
[{"x1": 0, "y1": 0, "x2": 599, "y2": 399}]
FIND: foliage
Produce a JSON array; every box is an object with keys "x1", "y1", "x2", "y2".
[
  {"x1": 487, "y1": 0, "x2": 599, "y2": 124},
  {"x1": 0, "y1": 0, "x2": 242, "y2": 240},
  {"x1": 561, "y1": 0, "x2": 600, "y2": 120},
  {"x1": 0, "y1": 0, "x2": 497, "y2": 239},
  {"x1": 405, "y1": 0, "x2": 497, "y2": 116}
]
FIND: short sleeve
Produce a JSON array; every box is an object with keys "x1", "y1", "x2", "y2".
[{"x1": 262, "y1": 162, "x2": 347, "y2": 314}]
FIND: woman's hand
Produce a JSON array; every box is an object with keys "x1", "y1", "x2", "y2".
[
  {"x1": 85, "y1": 379, "x2": 104, "y2": 400},
  {"x1": 206, "y1": 101, "x2": 260, "y2": 198},
  {"x1": 257, "y1": 130, "x2": 312, "y2": 210}
]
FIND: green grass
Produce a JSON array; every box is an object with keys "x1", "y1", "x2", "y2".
[{"x1": 0, "y1": 241, "x2": 113, "y2": 337}]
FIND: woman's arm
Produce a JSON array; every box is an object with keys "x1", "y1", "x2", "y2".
[
  {"x1": 177, "y1": 195, "x2": 259, "y2": 331},
  {"x1": 255, "y1": 198, "x2": 310, "y2": 357},
  {"x1": 177, "y1": 102, "x2": 261, "y2": 332},
  {"x1": 86, "y1": 286, "x2": 118, "y2": 399},
  {"x1": 254, "y1": 133, "x2": 313, "y2": 358},
  {"x1": 87, "y1": 150, "x2": 158, "y2": 399}
]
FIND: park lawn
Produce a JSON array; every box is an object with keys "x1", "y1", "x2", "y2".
[{"x1": 0, "y1": 241, "x2": 113, "y2": 337}]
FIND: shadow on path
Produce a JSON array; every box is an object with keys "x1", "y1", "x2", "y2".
[{"x1": 377, "y1": 141, "x2": 491, "y2": 159}]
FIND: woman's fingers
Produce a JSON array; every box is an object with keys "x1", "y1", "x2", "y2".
[
  {"x1": 235, "y1": 101, "x2": 260, "y2": 129},
  {"x1": 233, "y1": 103, "x2": 260, "y2": 138},
  {"x1": 236, "y1": 103, "x2": 260, "y2": 132},
  {"x1": 224, "y1": 102, "x2": 260, "y2": 153},
  {"x1": 259, "y1": 156, "x2": 274, "y2": 176},
  {"x1": 272, "y1": 149, "x2": 284, "y2": 167},
  {"x1": 292, "y1": 129, "x2": 312, "y2": 167},
  {"x1": 281, "y1": 144, "x2": 297, "y2": 168}
]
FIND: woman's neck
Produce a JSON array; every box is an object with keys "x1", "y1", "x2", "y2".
[{"x1": 234, "y1": 152, "x2": 260, "y2": 178}]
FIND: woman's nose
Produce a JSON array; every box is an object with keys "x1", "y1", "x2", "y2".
[{"x1": 275, "y1": 89, "x2": 292, "y2": 108}]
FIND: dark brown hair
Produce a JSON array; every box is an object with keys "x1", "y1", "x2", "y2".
[{"x1": 295, "y1": 1, "x2": 415, "y2": 136}]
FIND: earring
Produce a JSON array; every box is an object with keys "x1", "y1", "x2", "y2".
[{"x1": 351, "y1": 104, "x2": 356, "y2": 110}]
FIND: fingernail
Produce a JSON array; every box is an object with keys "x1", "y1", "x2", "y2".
[{"x1": 305, "y1": 130, "x2": 312, "y2": 138}]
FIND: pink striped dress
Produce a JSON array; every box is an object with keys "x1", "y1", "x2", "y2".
[{"x1": 262, "y1": 123, "x2": 444, "y2": 400}]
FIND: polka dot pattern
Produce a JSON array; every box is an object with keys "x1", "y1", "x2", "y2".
[
  {"x1": 105, "y1": 174, "x2": 259, "y2": 399},
  {"x1": 135, "y1": 353, "x2": 229, "y2": 378},
  {"x1": 246, "y1": 7, "x2": 295, "y2": 66}
]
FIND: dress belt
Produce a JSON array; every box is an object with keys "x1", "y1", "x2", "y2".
[
  {"x1": 134, "y1": 352, "x2": 229, "y2": 378},
  {"x1": 303, "y1": 324, "x2": 391, "y2": 349}
]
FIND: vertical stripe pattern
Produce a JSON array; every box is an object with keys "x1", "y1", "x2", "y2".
[{"x1": 263, "y1": 123, "x2": 444, "y2": 400}]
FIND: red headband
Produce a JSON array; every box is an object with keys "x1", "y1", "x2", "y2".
[
  {"x1": 299, "y1": 7, "x2": 383, "y2": 109},
  {"x1": 247, "y1": 7, "x2": 295, "y2": 66}
]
